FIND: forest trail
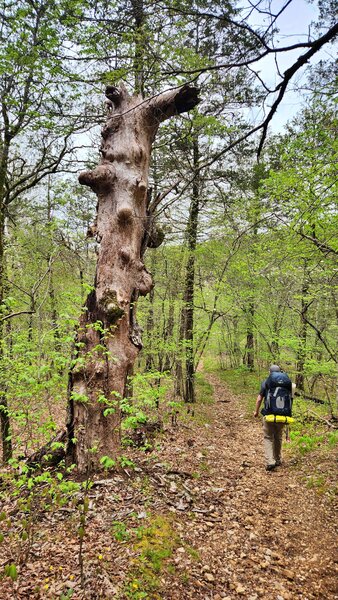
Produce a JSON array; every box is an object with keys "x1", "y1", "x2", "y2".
[
  {"x1": 1, "y1": 372, "x2": 337, "y2": 599},
  {"x1": 169, "y1": 372, "x2": 337, "y2": 600}
]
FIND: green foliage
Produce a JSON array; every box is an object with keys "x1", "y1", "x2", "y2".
[
  {"x1": 122, "y1": 371, "x2": 169, "y2": 432},
  {"x1": 4, "y1": 563, "x2": 18, "y2": 582},
  {"x1": 4, "y1": 459, "x2": 81, "y2": 502},
  {"x1": 70, "y1": 391, "x2": 89, "y2": 404},
  {"x1": 0, "y1": 0, "x2": 335, "y2": 504},
  {"x1": 306, "y1": 475, "x2": 326, "y2": 492},
  {"x1": 290, "y1": 432, "x2": 323, "y2": 455},
  {"x1": 119, "y1": 456, "x2": 136, "y2": 470},
  {"x1": 111, "y1": 521, "x2": 131, "y2": 542},
  {"x1": 327, "y1": 431, "x2": 338, "y2": 449},
  {"x1": 290, "y1": 428, "x2": 338, "y2": 457},
  {"x1": 60, "y1": 590, "x2": 74, "y2": 600},
  {"x1": 99, "y1": 456, "x2": 116, "y2": 470},
  {"x1": 195, "y1": 372, "x2": 214, "y2": 404},
  {"x1": 124, "y1": 515, "x2": 179, "y2": 599}
]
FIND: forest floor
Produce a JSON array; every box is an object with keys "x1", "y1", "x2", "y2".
[{"x1": 0, "y1": 371, "x2": 337, "y2": 600}]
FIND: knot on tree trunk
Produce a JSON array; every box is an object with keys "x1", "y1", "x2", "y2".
[
  {"x1": 79, "y1": 164, "x2": 116, "y2": 192},
  {"x1": 138, "y1": 266, "x2": 153, "y2": 296},
  {"x1": 147, "y1": 223, "x2": 165, "y2": 248},
  {"x1": 98, "y1": 289, "x2": 125, "y2": 323},
  {"x1": 117, "y1": 200, "x2": 134, "y2": 225},
  {"x1": 105, "y1": 85, "x2": 126, "y2": 107},
  {"x1": 130, "y1": 321, "x2": 143, "y2": 348}
]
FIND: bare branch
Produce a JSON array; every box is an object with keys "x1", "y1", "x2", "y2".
[
  {"x1": 302, "y1": 316, "x2": 337, "y2": 364},
  {"x1": 257, "y1": 22, "x2": 338, "y2": 155},
  {"x1": 297, "y1": 231, "x2": 338, "y2": 257},
  {"x1": 0, "y1": 310, "x2": 34, "y2": 322}
]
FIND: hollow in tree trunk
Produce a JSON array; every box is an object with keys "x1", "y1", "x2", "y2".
[{"x1": 66, "y1": 84, "x2": 200, "y2": 473}]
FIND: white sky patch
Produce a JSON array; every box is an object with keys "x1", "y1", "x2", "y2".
[{"x1": 241, "y1": 0, "x2": 334, "y2": 130}]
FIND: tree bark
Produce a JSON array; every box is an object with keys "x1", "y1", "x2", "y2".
[
  {"x1": 245, "y1": 299, "x2": 255, "y2": 371},
  {"x1": 163, "y1": 296, "x2": 175, "y2": 372},
  {"x1": 145, "y1": 281, "x2": 155, "y2": 371},
  {"x1": 66, "y1": 84, "x2": 199, "y2": 473},
  {"x1": 0, "y1": 141, "x2": 12, "y2": 461},
  {"x1": 131, "y1": 0, "x2": 146, "y2": 97},
  {"x1": 296, "y1": 269, "x2": 309, "y2": 391},
  {"x1": 183, "y1": 137, "x2": 200, "y2": 403}
]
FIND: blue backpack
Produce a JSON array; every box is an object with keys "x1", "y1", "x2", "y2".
[{"x1": 262, "y1": 371, "x2": 292, "y2": 417}]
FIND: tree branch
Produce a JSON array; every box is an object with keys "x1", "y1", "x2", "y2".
[
  {"x1": 0, "y1": 310, "x2": 35, "y2": 322},
  {"x1": 257, "y1": 22, "x2": 338, "y2": 155},
  {"x1": 149, "y1": 84, "x2": 200, "y2": 122},
  {"x1": 302, "y1": 317, "x2": 337, "y2": 364},
  {"x1": 297, "y1": 231, "x2": 338, "y2": 256}
]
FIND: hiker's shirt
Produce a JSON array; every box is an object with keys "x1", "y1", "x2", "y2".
[{"x1": 259, "y1": 379, "x2": 268, "y2": 400}]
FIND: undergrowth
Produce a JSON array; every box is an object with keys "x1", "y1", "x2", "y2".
[{"x1": 121, "y1": 515, "x2": 180, "y2": 599}]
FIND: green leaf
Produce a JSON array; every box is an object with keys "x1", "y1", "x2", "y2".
[
  {"x1": 99, "y1": 456, "x2": 116, "y2": 470},
  {"x1": 5, "y1": 563, "x2": 18, "y2": 581}
]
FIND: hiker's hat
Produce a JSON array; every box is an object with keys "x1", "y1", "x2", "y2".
[{"x1": 269, "y1": 364, "x2": 281, "y2": 372}]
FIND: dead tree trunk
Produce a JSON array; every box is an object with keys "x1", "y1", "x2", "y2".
[{"x1": 66, "y1": 84, "x2": 199, "y2": 473}]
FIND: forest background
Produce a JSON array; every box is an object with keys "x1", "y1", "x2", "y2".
[{"x1": 0, "y1": 0, "x2": 337, "y2": 470}]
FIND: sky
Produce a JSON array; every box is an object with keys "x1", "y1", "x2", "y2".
[{"x1": 243, "y1": 0, "x2": 335, "y2": 131}]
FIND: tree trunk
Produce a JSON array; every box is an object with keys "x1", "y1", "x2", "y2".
[
  {"x1": 296, "y1": 272, "x2": 309, "y2": 391},
  {"x1": 47, "y1": 179, "x2": 61, "y2": 352},
  {"x1": 131, "y1": 0, "x2": 146, "y2": 97},
  {"x1": 243, "y1": 164, "x2": 265, "y2": 372},
  {"x1": 245, "y1": 299, "x2": 255, "y2": 371},
  {"x1": 231, "y1": 316, "x2": 241, "y2": 368},
  {"x1": 0, "y1": 209, "x2": 12, "y2": 462},
  {"x1": 0, "y1": 131, "x2": 12, "y2": 461},
  {"x1": 66, "y1": 84, "x2": 199, "y2": 473},
  {"x1": 145, "y1": 286, "x2": 155, "y2": 372},
  {"x1": 183, "y1": 137, "x2": 200, "y2": 403},
  {"x1": 174, "y1": 305, "x2": 185, "y2": 397},
  {"x1": 163, "y1": 297, "x2": 174, "y2": 372}
]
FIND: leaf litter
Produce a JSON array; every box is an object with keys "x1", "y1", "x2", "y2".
[{"x1": 0, "y1": 372, "x2": 337, "y2": 599}]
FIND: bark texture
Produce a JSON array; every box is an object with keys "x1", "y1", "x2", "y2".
[
  {"x1": 183, "y1": 136, "x2": 200, "y2": 403},
  {"x1": 296, "y1": 267, "x2": 309, "y2": 391},
  {"x1": 67, "y1": 84, "x2": 199, "y2": 473}
]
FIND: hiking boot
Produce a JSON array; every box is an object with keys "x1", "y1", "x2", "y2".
[{"x1": 266, "y1": 464, "x2": 276, "y2": 471}]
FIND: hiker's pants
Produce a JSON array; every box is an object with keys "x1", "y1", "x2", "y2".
[{"x1": 262, "y1": 420, "x2": 284, "y2": 465}]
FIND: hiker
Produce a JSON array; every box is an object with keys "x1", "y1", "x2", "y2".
[{"x1": 253, "y1": 364, "x2": 294, "y2": 471}]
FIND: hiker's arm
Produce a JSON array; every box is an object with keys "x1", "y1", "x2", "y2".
[{"x1": 253, "y1": 394, "x2": 263, "y2": 418}]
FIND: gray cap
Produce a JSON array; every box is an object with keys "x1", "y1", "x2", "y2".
[{"x1": 269, "y1": 364, "x2": 281, "y2": 372}]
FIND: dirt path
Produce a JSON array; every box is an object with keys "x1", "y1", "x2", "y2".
[
  {"x1": 152, "y1": 372, "x2": 337, "y2": 600},
  {"x1": 0, "y1": 372, "x2": 337, "y2": 599}
]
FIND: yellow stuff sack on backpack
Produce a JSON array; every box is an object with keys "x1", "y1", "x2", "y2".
[{"x1": 264, "y1": 414, "x2": 294, "y2": 424}]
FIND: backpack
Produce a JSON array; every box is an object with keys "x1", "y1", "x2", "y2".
[{"x1": 262, "y1": 371, "x2": 292, "y2": 417}]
